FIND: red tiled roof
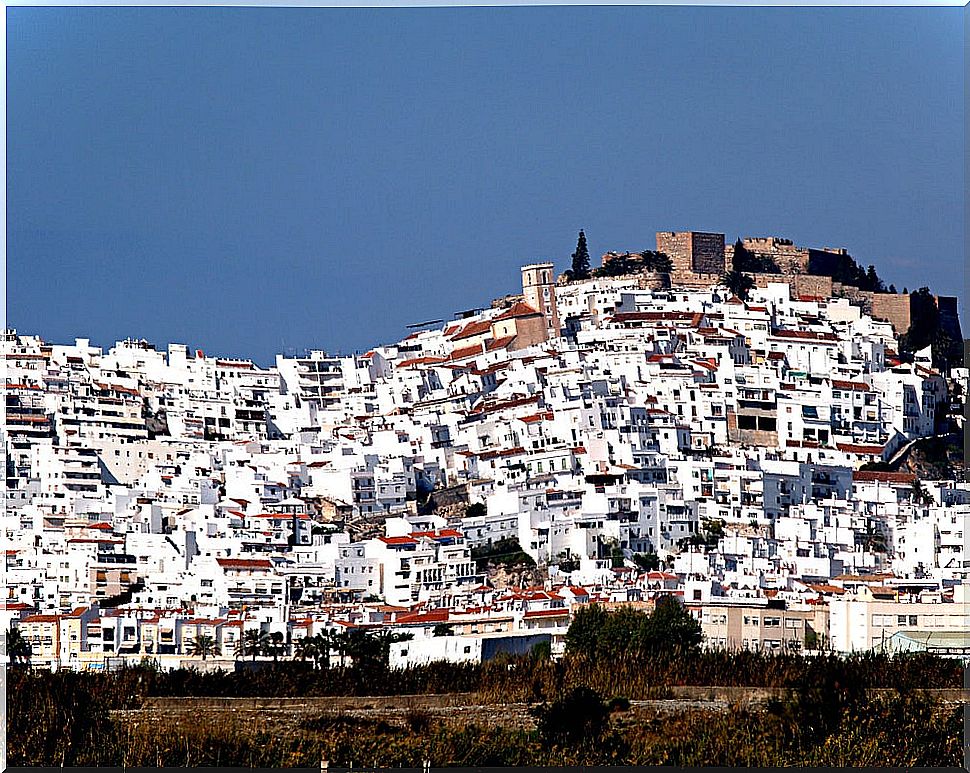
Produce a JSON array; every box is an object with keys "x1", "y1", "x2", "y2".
[
  {"x1": 832, "y1": 379, "x2": 870, "y2": 392},
  {"x1": 808, "y1": 584, "x2": 845, "y2": 595},
  {"x1": 492, "y1": 301, "x2": 541, "y2": 321},
  {"x1": 610, "y1": 311, "x2": 698, "y2": 324},
  {"x1": 471, "y1": 394, "x2": 541, "y2": 415},
  {"x1": 852, "y1": 470, "x2": 917, "y2": 484},
  {"x1": 452, "y1": 320, "x2": 493, "y2": 341},
  {"x1": 479, "y1": 446, "x2": 526, "y2": 461},
  {"x1": 771, "y1": 328, "x2": 838, "y2": 342},
  {"x1": 216, "y1": 558, "x2": 273, "y2": 570},
  {"x1": 519, "y1": 411, "x2": 554, "y2": 424},
  {"x1": 486, "y1": 335, "x2": 516, "y2": 352},
  {"x1": 523, "y1": 608, "x2": 570, "y2": 618},
  {"x1": 837, "y1": 443, "x2": 884, "y2": 455},
  {"x1": 449, "y1": 344, "x2": 484, "y2": 362},
  {"x1": 378, "y1": 536, "x2": 418, "y2": 546},
  {"x1": 398, "y1": 356, "x2": 448, "y2": 369},
  {"x1": 395, "y1": 609, "x2": 450, "y2": 624}
]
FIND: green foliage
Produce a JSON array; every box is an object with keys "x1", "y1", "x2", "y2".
[
  {"x1": 899, "y1": 288, "x2": 942, "y2": 359},
  {"x1": 432, "y1": 623, "x2": 455, "y2": 637},
  {"x1": 591, "y1": 250, "x2": 673, "y2": 278},
  {"x1": 185, "y1": 634, "x2": 220, "y2": 660},
  {"x1": 529, "y1": 640, "x2": 552, "y2": 662},
  {"x1": 732, "y1": 239, "x2": 780, "y2": 274},
  {"x1": 807, "y1": 250, "x2": 885, "y2": 291},
  {"x1": 465, "y1": 502, "x2": 487, "y2": 519},
  {"x1": 570, "y1": 229, "x2": 591, "y2": 280},
  {"x1": 471, "y1": 537, "x2": 535, "y2": 569},
  {"x1": 237, "y1": 629, "x2": 270, "y2": 661},
  {"x1": 719, "y1": 270, "x2": 756, "y2": 301},
  {"x1": 564, "y1": 598, "x2": 702, "y2": 658},
  {"x1": 859, "y1": 461, "x2": 893, "y2": 472},
  {"x1": 641, "y1": 251, "x2": 673, "y2": 272},
  {"x1": 632, "y1": 552, "x2": 661, "y2": 571},
  {"x1": 687, "y1": 518, "x2": 725, "y2": 549},
  {"x1": 530, "y1": 686, "x2": 611, "y2": 749},
  {"x1": 6, "y1": 650, "x2": 965, "y2": 767},
  {"x1": 6, "y1": 626, "x2": 32, "y2": 667}
]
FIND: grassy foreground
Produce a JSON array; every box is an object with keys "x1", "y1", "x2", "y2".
[{"x1": 7, "y1": 649, "x2": 966, "y2": 767}]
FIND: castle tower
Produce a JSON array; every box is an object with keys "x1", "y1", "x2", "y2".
[
  {"x1": 521, "y1": 262, "x2": 560, "y2": 339},
  {"x1": 656, "y1": 231, "x2": 725, "y2": 274}
]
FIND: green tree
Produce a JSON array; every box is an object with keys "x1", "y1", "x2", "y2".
[
  {"x1": 632, "y1": 552, "x2": 661, "y2": 572},
  {"x1": 643, "y1": 595, "x2": 703, "y2": 652},
  {"x1": 5, "y1": 626, "x2": 32, "y2": 668},
  {"x1": 720, "y1": 269, "x2": 756, "y2": 301},
  {"x1": 865, "y1": 265, "x2": 885, "y2": 292},
  {"x1": 264, "y1": 631, "x2": 286, "y2": 661},
  {"x1": 432, "y1": 623, "x2": 455, "y2": 637},
  {"x1": 557, "y1": 552, "x2": 581, "y2": 573},
  {"x1": 294, "y1": 631, "x2": 334, "y2": 670},
  {"x1": 371, "y1": 628, "x2": 414, "y2": 668},
  {"x1": 564, "y1": 603, "x2": 610, "y2": 657},
  {"x1": 237, "y1": 629, "x2": 269, "y2": 661},
  {"x1": 293, "y1": 634, "x2": 319, "y2": 665},
  {"x1": 641, "y1": 251, "x2": 673, "y2": 273},
  {"x1": 465, "y1": 502, "x2": 487, "y2": 519},
  {"x1": 530, "y1": 686, "x2": 611, "y2": 749},
  {"x1": 185, "y1": 634, "x2": 220, "y2": 661},
  {"x1": 570, "y1": 229, "x2": 591, "y2": 280}
]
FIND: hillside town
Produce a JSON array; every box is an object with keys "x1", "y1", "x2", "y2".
[{"x1": 4, "y1": 229, "x2": 969, "y2": 671}]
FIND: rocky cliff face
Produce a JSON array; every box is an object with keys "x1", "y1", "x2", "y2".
[{"x1": 485, "y1": 561, "x2": 547, "y2": 590}]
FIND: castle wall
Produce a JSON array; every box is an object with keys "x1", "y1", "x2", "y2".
[{"x1": 869, "y1": 293, "x2": 912, "y2": 334}]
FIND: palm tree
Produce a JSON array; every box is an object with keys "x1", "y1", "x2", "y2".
[
  {"x1": 720, "y1": 270, "x2": 756, "y2": 301},
  {"x1": 372, "y1": 629, "x2": 414, "y2": 668},
  {"x1": 313, "y1": 631, "x2": 333, "y2": 670},
  {"x1": 332, "y1": 628, "x2": 352, "y2": 667},
  {"x1": 265, "y1": 631, "x2": 286, "y2": 661},
  {"x1": 186, "y1": 634, "x2": 220, "y2": 661},
  {"x1": 294, "y1": 632, "x2": 334, "y2": 670},
  {"x1": 236, "y1": 628, "x2": 269, "y2": 661},
  {"x1": 5, "y1": 626, "x2": 32, "y2": 668},
  {"x1": 293, "y1": 634, "x2": 319, "y2": 665}
]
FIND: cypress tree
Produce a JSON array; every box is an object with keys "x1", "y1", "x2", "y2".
[{"x1": 571, "y1": 229, "x2": 591, "y2": 280}]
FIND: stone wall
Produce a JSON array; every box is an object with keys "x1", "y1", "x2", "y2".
[
  {"x1": 751, "y1": 273, "x2": 834, "y2": 298},
  {"x1": 657, "y1": 231, "x2": 725, "y2": 274},
  {"x1": 637, "y1": 271, "x2": 672, "y2": 290},
  {"x1": 669, "y1": 270, "x2": 724, "y2": 289},
  {"x1": 741, "y1": 237, "x2": 812, "y2": 274},
  {"x1": 869, "y1": 293, "x2": 912, "y2": 334}
]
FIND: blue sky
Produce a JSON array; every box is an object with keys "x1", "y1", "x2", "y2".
[{"x1": 7, "y1": 6, "x2": 965, "y2": 364}]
